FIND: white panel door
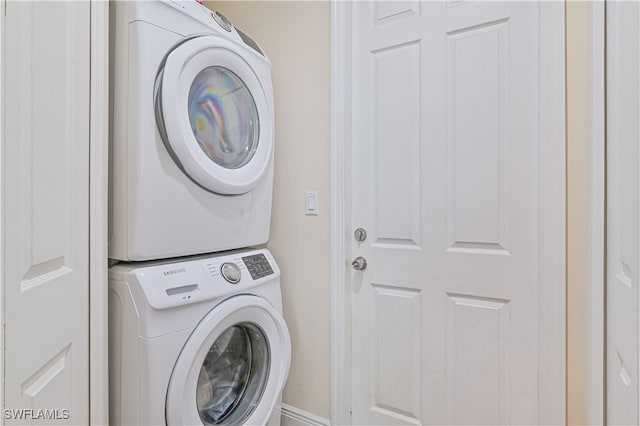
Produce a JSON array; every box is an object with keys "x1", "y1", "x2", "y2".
[
  {"x1": 606, "y1": 2, "x2": 640, "y2": 424},
  {"x1": 349, "y1": 2, "x2": 564, "y2": 424},
  {"x1": 3, "y1": 1, "x2": 90, "y2": 424}
]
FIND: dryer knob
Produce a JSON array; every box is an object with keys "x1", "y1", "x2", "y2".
[
  {"x1": 221, "y1": 262, "x2": 241, "y2": 284},
  {"x1": 212, "y1": 11, "x2": 233, "y2": 32}
]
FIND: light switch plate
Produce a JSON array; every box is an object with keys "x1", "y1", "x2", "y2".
[{"x1": 305, "y1": 192, "x2": 319, "y2": 215}]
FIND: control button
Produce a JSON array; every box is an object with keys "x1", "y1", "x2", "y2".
[
  {"x1": 212, "y1": 11, "x2": 233, "y2": 32},
  {"x1": 242, "y1": 254, "x2": 274, "y2": 280},
  {"x1": 221, "y1": 262, "x2": 241, "y2": 284}
]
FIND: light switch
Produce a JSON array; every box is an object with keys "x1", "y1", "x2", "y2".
[{"x1": 306, "y1": 192, "x2": 319, "y2": 215}]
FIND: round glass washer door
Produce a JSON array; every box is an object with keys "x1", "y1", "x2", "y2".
[
  {"x1": 165, "y1": 296, "x2": 291, "y2": 426},
  {"x1": 157, "y1": 36, "x2": 273, "y2": 195},
  {"x1": 196, "y1": 323, "x2": 268, "y2": 425}
]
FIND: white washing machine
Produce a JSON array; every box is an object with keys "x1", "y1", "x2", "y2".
[
  {"x1": 109, "y1": 248, "x2": 291, "y2": 425},
  {"x1": 110, "y1": 0, "x2": 275, "y2": 261}
]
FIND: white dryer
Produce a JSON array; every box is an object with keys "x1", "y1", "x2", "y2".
[
  {"x1": 110, "y1": 0, "x2": 275, "y2": 261},
  {"x1": 109, "y1": 248, "x2": 291, "y2": 425}
]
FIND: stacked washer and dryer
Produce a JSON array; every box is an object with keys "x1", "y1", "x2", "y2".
[{"x1": 108, "y1": 1, "x2": 291, "y2": 425}]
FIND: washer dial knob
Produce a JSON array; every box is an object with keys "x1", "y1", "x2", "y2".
[{"x1": 221, "y1": 262, "x2": 241, "y2": 284}]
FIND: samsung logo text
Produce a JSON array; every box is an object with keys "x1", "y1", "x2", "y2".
[{"x1": 163, "y1": 268, "x2": 186, "y2": 276}]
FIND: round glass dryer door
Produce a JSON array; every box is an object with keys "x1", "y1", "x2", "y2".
[
  {"x1": 165, "y1": 296, "x2": 291, "y2": 426},
  {"x1": 156, "y1": 36, "x2": 273, "y2": 195},
  {"x1": 188, "y1": 67, "x2": 259, "y2": 171}
]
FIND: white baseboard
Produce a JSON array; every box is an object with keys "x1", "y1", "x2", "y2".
[{"x1": 280, "y1": 404, "x2": 331, "y2": 426}]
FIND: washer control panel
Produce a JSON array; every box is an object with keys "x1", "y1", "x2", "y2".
[
  {"x1": 220, "y1": 262, "x2": 241, "y2": 284},
  {"x1": 127, "y1": 249, "x2": 279, "y2": 310},
  {"x1": 242, "y1": 253, "x2": 274, "y2": 280}
]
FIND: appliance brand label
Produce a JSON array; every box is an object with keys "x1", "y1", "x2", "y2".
[{"x1": 163, "y1": 268, "x2": 186, "y2": 277}]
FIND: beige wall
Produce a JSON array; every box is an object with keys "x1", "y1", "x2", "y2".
[
  {"x1": 206, "y1": 1, "x2": 332, "y2": 419},
  {"x1": 207, "y1": 1, "x2": 593, "y2": 422},
  {"x1": 566, "y1": 2, "x2": 591, "y2": 424}
]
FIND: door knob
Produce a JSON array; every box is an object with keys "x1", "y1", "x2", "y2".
[{"x1": 351, "y1": 256, "x2": 367, "y2": 271}]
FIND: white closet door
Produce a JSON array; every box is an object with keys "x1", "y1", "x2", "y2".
[
  {"x1": 606, "y1": 2, "x2": 640, "y2": 425},
  {"x1": 3, "y1": 1, "x2": 90, "y2": 423},
  {"x1": 349, "y1": 1, "x2": 565, "y2": 424}
]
